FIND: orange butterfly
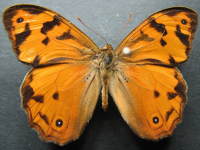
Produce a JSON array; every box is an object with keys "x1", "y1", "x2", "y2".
[{"x1": 3, "y1": 4, "x2": 198, "y2": 145}]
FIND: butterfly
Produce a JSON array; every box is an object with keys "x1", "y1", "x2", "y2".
[{"x1": 3, "y1": 4, "x2": 198, "y2": 145}]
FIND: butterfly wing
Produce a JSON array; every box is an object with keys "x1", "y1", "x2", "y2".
[
  {"x1": 3, "y1": 4, "x2": 101, "y2": 145},
  {"x1": 110, "y1": 7, "x2": 198, "y2": 140},
  {"x1": 3, "y1": 4, "x2": 99, "y2": 67},
  {"x1": 21, "y1": 63, "x2": 101, "y2": 145},
  {"x1": 109, "y1": 64, "x2": 187, "y2": 140},
  {"x1": 114, "y1": 7, "x2": 198, "y2": 66}
]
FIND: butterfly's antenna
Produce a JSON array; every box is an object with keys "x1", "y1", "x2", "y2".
[
  {"x1": 77, "y1": 17, "x2": 109, "y2": 45},
  {"x1": 112, "y1": 13, "x2": 132, "y2": 45}
]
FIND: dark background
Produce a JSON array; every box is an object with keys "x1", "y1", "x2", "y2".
[{"x1": 0, "y1": 0, "x2": 200, "y2": 149}]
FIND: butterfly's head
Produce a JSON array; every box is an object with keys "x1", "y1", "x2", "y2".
[{"x1": 101, "y1": 44, "x2": 114, "y2": 52}]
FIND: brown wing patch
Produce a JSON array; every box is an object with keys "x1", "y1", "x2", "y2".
[
  {"x1": 167, "y1": 92, "x2": 178, "y2": 100},
  {"x1": 149, "y1": 18, "x2": 167, "y2": 36},
  {"x1": 175, "y1": 25, "x2": 189, "y2": 46},
  {"x1": 154, "y1": 90, "x2": 160, "y2": 98},
  {"x1": 40, "y1": 16, "x2": 61, "y2": 35},
  {"x1": 56, "y1": 29, "x2": 75, "y2": 40},
  {"x1": 42, "y1": 37, "x2": 49, "y2": 45},
  {"x1": 39, "y1": 112, "x2": 50, "y2": 125},
  {"x1": 160, "y1": 38, "x2": 167, "y2": 47},
  {"x1": 22, "y1": 85, "x2": 34, "y2": 109},
  {"x1": 32, "y1": 95, "x2": 44, "y2": 103},
  {"x1": 53, "y1": 92, "x2": 59, "y2": 100},
  {"x1": 15, "y1": 23, "x2": 31, "y2": 48},
  {"x1": 165, "y1": 108, "x2": 174, "y2": 122}
]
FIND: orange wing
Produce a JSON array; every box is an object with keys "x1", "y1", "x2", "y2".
[
  {"x1": 21, "y1": 63, "x2": 101, "y2": 145},
  {"x1": 109, "y1": 64, "x2": 187, "y2": 140},
  {"x1": 3, "y1": 4, "x2": 101, "y2": 145},
  {"x1": 109, "y1": 7, "x2": 198, "y2": 140},
  {"x1": 3, "y1": 4, "x2": 99, "y2": 67},
  {"x1": 114, "y1": 7, "x2": 198, "y2": 67}
]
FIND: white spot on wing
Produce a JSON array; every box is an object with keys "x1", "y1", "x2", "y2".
[{"x1": 123, "y1": 47, "x2": 130, "y2": 54}]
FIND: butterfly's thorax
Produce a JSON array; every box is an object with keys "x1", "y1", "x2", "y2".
[
  {"x1": 99, "y1": 44, "x2": 114, "y2": 111},
  {"x1": 100, "y1": 44, "x2": 114, "y2": 73}
]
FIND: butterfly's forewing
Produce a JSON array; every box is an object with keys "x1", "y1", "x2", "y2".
[
  {"x1": 110, "y1": 7, "x2": 198, "y2": 140},
  {"x1": 3, "y1": 4, "x2": 99, "y2": 67},
  {"x1": 114, "y1": 7, "x2": 198, "y2": 66},
  {"x1": 3, "y1": 4, "x2": 101, "y2": 145}
]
